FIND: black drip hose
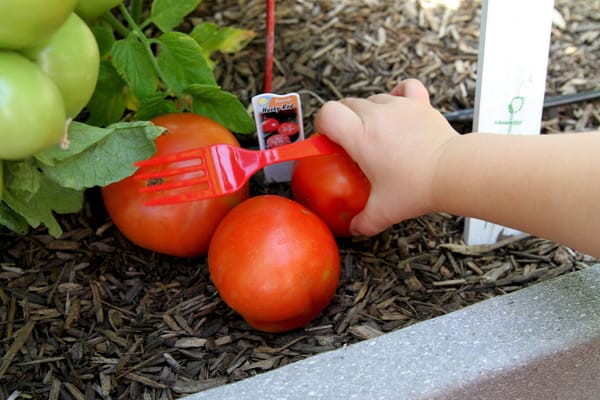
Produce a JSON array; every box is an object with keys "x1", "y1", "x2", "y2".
[{"x1": 443, "y1": 89, "x2": 600, "y2": 122}]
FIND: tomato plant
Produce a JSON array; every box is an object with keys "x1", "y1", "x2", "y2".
[
  {"x1": 75, "y1": 0, "x2": 122, "y2": 19},
  {"x1": 208, "y1": 195, "x2": 341, "y2": 333},
  {"x1": 101, "y1": 113, "x2": 249, "y2": 257},
  {"x1": 0, "y1": 51, "x2": 67, "y2": 160},
  {"x1": 22, "y1": 13, "x2": 100, "y2": 118},
  {"x1": 291, "y1": 149, "x2": 371, "y2": 237},
  {"x1": 84, "y1": 0, "x2": 256, "y2": 132},
  {"x1": 0, "y1": 0, "x2": 256, "y2": 238},
  {"x1": 0, "y1": 0, "x2": 77, "y2": 49}
]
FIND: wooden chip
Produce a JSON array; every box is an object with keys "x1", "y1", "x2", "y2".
[
  {"x1": 174, "y1": 337, "x2": 208, "y2": 348},
  {"x1": 349, "y1": 324, "x2": 384, "y2": 340},
  {"x1": 172, "y1": 377, "x2": 229, "y2": 394},
  {"x1": 241, "y1": 356, "x2": 282, "y2": 371},
  {"x1": 440, "y1": 233, "x2": 531, "y2": 255},
  {"x1": 49, "y1": 379, "x2": 61, "y2": 400},
  {"x1": 0, "y1": 320, "x2": 35, "y2": 379},
  {"x1": 123, "y1": 372, "x2": 168, "y2": 389}
]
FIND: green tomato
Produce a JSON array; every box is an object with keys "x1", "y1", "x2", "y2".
[
  {"x1": 22, "y1": 13, "x2": 100, "y2": 118},
  {"x1": 0, "y1": 52, "x2": 67, "y2": 160},
  {"x1": 0, "y1": 0, "x2": 77, "y2": 49},
  {"x1": 75, "y1": 0, "x2": 123, "y2": 20}
]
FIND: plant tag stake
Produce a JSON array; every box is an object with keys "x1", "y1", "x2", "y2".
[
  {"x1": 464, "y1": 0, "x2": 555, "y2": 245},
  {"x1": 252, "y1": 92, "x2": 305, "y2": 182}
]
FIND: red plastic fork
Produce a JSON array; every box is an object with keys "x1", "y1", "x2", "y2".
[{"x1": 133, "y1": 134, "x2": 345, "y2": 205}]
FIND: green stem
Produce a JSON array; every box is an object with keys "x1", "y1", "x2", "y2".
[
  {"x1": 130, "y1": 0, "x2": 143, "y2": 25},
  {"x1": 102, "y1": 10, "x2": 129, "y2": 38},
  {"x1": 118, "y1": 3, "x2": 191, "y2": 111}
]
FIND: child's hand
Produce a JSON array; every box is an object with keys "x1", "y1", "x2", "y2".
[
  {"x1": 315, "y1": 79, "x2": 458, "y2": 236},
  {"x1": 317, "y1": 79, "x2": 600, "y2": 257}
]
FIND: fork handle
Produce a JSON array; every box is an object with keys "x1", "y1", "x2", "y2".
[{"x1": 262, "y1": 134, "x2": 344, "y2": 164}]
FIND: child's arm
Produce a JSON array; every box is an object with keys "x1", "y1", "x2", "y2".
[
  {"x1": 435, "y1": 131, "x2": 600, "y2": 257},
  {"x1": 316, "y1": 79, "x2": 600, "y2": 257}
]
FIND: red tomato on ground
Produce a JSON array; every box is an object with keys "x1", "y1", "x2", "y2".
[
  {"x1": 101, "y1": 113, "x2": 249, "y2": 257},
  {"x1": 208, "y1": 195, "x2": 341, "y2": 333},
  {"x1": 291, "y1": 150, "x2": 370, "y2": 237}
]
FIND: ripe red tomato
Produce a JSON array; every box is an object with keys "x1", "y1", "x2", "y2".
[
  {"x1": 291, "y1": 149, "x2": 370, "y2": 237},
  {"x1": 208, "y1": 195, "x2": 341, "y2": 333},
  {"x1": 101, "y1": 113, "x2": 249, "y2": 257}
]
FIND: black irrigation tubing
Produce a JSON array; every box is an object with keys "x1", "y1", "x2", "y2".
[{"x1": 443, "y1": 89, "x2": 600, "y2": 122}]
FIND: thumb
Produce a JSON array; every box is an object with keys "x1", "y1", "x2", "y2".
[{"x1": 349, "y1": 196, "x2": 391, "y2": 237}]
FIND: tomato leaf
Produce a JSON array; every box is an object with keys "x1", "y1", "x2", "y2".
[
  {"x1": 1, "y1": 121, "x2": 163, "y2": 237},
  {"x1": 36, "y1": 122, "x2": 114, "y2": 166},
  {"x1": 146, "y1": 0, "x2": 202, "y2": 32},
  {"x1": 3, "y1": 160, "x2": 42, "y2": 201},
  {"x1": 0, "y1": 201, "x2": 29, "y2": 235},
  {"x1": 86, "y1": 61, "x2": 128, "y2": 127},
  {"x1": 155, "y1": 32, "x2": 216, "y2": 94},
  {"x1": 91, "y1": 25, "x2": 116, "y2": 58},
  {"x1": 135, "y1": 94, "x2": 177, "y2": 121},
  {"x1": 38, "y1": 122, "x2": 164, "y2": 190},
  {"x1": 190, "y1": 22, "x2": 255, "y2": 57},
  {"x1": 84, "y1": 2, "x2": 255, "y2": 126},
  {"x1": 112, "y1": 33, "x2": 158, "y2": 99},
  {"x1": 185, "y1": 84, "x2": 255, "y2": 134},
  {"x1": 2, "y1": 168, "x2": 84, "y2": 238}
]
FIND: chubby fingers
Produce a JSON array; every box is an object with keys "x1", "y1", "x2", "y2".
[
  {"x1": 314, "y1": 99, "x2": 367, "y2": 157},
  {"x1": 390, "y1": 78, "x2": 431, "y2": 105},
  {"x1": 317, "y1": 79, "x2": 430, "y2": 138}
]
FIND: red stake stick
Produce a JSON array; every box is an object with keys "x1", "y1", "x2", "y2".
[{"x1": 264, "y1": 0, "x2": 275, "y2": 93}]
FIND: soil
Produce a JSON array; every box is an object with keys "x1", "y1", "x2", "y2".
[{"x1": 1, "y1": 0, "x2": 599, "y2": 399}]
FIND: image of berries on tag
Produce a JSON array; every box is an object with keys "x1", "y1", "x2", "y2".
[
  {"x1": 266, "y1": 133, "x2": 292, "y2": 148},
  {"x1": 261, "y1": 118, "x2": 280, "y2": 133},
  {"x1": 277, "y1": 121, "x2": 299, "y2": 136}
]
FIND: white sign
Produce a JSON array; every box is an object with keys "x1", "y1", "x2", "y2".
[{"x1": 464, "y1": 0, "x2": 555, "y2": 245}]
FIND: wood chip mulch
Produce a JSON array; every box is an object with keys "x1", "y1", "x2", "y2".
[{"x1": 1, "y1": 0, "x2": 599, "y2": 398}]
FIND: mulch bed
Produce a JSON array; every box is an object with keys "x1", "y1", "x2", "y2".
[{"x1": 1, "y1": 0, "x2": 599, "y2": 398}]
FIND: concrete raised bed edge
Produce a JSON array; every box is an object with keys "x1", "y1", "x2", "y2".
[{"x1": 184, "y1": 264, "x2": 600, "y2": 400}]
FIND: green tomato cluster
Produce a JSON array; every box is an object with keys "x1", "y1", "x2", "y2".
[{"x1": 0, "y1": 0, "x2": 120, "y2": 160}]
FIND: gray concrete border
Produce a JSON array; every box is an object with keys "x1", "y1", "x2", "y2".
[{"x1": 184, "y1": 264, "x2": 600, "y2": 400}]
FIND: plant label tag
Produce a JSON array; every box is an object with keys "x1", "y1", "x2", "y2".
[
  {"x1": 464, "y1": 0, "x2": 554, "y2": 245},
  {"x1": 252, "y1": 92, "x2": 305, "y2": 182}
]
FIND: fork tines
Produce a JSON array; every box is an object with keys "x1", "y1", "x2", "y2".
[
  {"x1": 133, "y1": 147, "x2": 207, "y2": 167},
  {"x1": 133, "y1": 147, "x2": 210, "y2": 194}
]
